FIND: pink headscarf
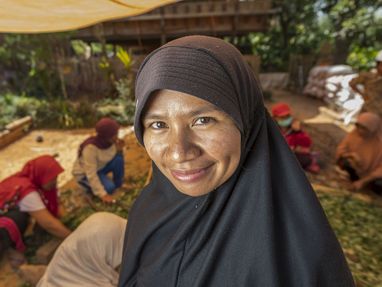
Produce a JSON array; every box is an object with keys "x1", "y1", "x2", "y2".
[
  {"x1": 336, "y1": 112, "x2": 382, "y2": 178},
  {"x1": 78, "y1": 117, "x2": 120, "y2": 157}
]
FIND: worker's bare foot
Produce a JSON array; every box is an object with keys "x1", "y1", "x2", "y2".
[
  {"x1": 18, "y1": 264, "x2": 47, "y2": 285},
  {"x1": 6, "y1": 248, "x2": 26, "y2": 269}
]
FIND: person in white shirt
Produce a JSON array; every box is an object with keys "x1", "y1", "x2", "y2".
[
  {"x1": 72, "y1": 117, "x2": 125, "y2": 203},
  {"x1": 0, "y1": 155, "x2": 71, "y2": 267}
]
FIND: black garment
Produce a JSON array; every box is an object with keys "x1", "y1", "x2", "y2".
[
  {"x1": 119, "y1": 36, "x2": 355, "y2": 286},
  {"x1": 337, "y1": 157, "x2": 360, "y2": 181},
  {"x1": 0, "y1": 209, "x2": 29, "y2": 255},
  {"x1": 295, "y1": 152, "x2": 313, "y2": 169},
  {"x1": 370, "y1": 179, "x2": 382, "y2": 195}
]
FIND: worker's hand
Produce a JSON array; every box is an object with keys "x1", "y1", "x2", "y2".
[
  {"x1": 344, "y1": 152, "x2": 360, "y2": 168},
  {"x1": 291, "y1": 120, "x2": 302, "y2": 132},
  {"x1": 294, "y1": 146, "x2": 310, "y2": 153},
  {"x1": 101, "y1": 194, "x2": 115, "y2": 204},
  {"x1": 115, "y1": 138, "x2": 126, "y2": 152},
  {"x1": 352, "y1": 179, "x2": 365, "y2": 191}
]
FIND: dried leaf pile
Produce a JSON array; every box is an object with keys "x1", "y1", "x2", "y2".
[{"x1": 317, "y1": 191, "x2": 382, "y2": 287}]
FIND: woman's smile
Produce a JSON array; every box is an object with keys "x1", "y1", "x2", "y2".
[{"x1": 170, "y1": 165, "x2": 213, "y2": 183}]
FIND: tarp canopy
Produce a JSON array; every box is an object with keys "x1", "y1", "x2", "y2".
[{"x1": 0, "y1": 0, "x2": 177, "y2": 33}]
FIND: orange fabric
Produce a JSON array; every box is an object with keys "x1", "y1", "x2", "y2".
[
  {"x1": 0, "y1": 0, "x2": 176, "y2": 33},
  {"x1": 336, "y1": 113, "x2": 382, "y2": 179}
]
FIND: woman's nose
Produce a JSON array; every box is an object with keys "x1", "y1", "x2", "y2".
[{"x1": 167, "y1": 129, "x2": 200, "y2": 162}]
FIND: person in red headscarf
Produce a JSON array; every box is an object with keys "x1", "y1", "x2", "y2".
[
  {"x1": 0, "y1": 155, "x2": 72, "y2": 266},
  {"x1": 271, "y1": 102, "x2": 320, "y2": 173},
  {"x1": 72, "y1": 117, "x2": 125, "y2": 203}
]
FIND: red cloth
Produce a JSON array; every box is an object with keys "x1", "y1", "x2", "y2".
[
  {"x1": 0, "y1": 155, "x2": 64, "y2": 251},
  {"x1": 284, "y1": 130, "x2": 312, "y2": 150},
  {"x1": 271, "y1": 102, "x2": 291, "y2": 117},
  {"x1": 78, "y1": 117, "x2": 119, "y2": 157},
  {"x1": 0, "y1": 217, "x2": 25, "y2": 251}
]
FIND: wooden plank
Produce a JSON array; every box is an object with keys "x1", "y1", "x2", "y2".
[
  {"x1": 0, "y1": 117, "x2": 32, "y2": 149},
  {"x1": 5, "y1": 116, "x2": 32, "y2": 131}
]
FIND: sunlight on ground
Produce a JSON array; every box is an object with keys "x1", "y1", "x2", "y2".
[
  {"x1": 303, "y1": 105, "x2": 354, "y2": 133},
  {"x1": 0, "y1": 127, "x2": 134, "y2": 188}
]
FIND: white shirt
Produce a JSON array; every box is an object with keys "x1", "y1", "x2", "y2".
[
  {"x1": 72, "y1": 144, "x2": 117, "y2": 198},
  {"x1": 18, "y1": 191, "x2": 46, "y2": 212}
]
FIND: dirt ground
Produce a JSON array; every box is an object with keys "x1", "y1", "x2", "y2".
[{"x1": 0, "y1": 89, "x2": 381, "y2": 286}]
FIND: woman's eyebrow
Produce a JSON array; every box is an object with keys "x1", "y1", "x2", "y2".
[
  {"x1": 142, "y1": 113, "x2": 165, "y2": 120},
  {"x1": 144, "y1": 105, "x2": 222, "y2": 120},
  {"x1": 188, "y1": 105, "x2": 221, "y2": 116}
]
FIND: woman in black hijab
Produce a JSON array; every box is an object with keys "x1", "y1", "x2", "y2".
[{"x1": 118, "y1": 36, "x2": 354, "y2": 286}]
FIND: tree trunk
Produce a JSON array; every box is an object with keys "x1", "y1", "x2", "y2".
[{"x1": 333, "y1": 37, "x2": 350, "y2": 65}]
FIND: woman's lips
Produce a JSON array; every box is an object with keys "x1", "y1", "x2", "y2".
[{"x1": 170, "y1": 166, "x2": 212, "y2": 182}]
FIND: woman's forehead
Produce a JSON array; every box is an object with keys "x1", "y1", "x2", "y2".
[{"x1": 143, "y1": 89, "x2": 224, "y2": 118}]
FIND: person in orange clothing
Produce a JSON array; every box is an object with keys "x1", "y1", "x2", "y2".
[
  {"x1": 336, "y1": 112, "x2": 382, "y2": 194},
  {"x1": 271, "y1": 102, "x2": 320, "y2": 173},
  {"x1": 0, "y1": 155, "x2": 71, "y2": 267}
]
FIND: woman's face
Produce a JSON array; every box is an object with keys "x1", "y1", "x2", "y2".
[
  {"x1": 142, "y1": 89, "x2": 241, "y2": 197},
  {"x1": 41, "y1": 177, "x2": 58, "y2": 191},
  {"x1": 356, "y1": 123, "x2": 372, "y2": 138}
]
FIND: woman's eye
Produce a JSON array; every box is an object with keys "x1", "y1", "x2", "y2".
[
  {"x1": 150, "y1": 121, "x2": 168, "y2": 129},
  {"x1": 194, "y1": 117, "x2": 213, "y2": 126}
]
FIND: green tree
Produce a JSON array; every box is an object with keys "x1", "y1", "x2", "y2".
[
  {"x1": 0, "y1": 33, "x2": 71, "y2": 98},
  {"x1": 318, "y1": 0, "x2": 382, "y2": 64}
]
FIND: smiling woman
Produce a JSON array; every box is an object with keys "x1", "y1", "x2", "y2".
[
  {"x1": 118, "y1": 36, "x2": 355, "y2": 287},
  {"x1": 142, "y1": 89, "x2": 241, "y2": 196}
]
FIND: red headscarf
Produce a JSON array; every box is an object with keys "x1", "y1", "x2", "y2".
[
  {"x1": 78, "y1": 117, "x2": 120, "y2": 157},
  {"x1": 271, "y1": 102, "x2": 291, "y2": 117},
  {"x1": 0, "y1": 155, "x2": 64, "y2": 216}
]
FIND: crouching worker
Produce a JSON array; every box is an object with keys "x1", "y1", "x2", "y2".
[
  {"x1": 0, "y1": 155, "x2": 71, "y2": 267},
  {"x1": 271, "y1": 102, "x2": 320, "y2": 173},
  {"x1": 336, "y1": 112, "x2": 382, "y2": 194},
  {"x1": 72, "y1": 117, "x2": 125, "y2": 203},
  {"x1": 37, "y1": 212, "x2": 127, "y2": 287}
]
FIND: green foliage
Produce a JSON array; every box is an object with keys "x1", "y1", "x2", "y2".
[
  {"x1": 0, "y1": 93, "x2": 99, "y2": 130},
  {"x1": 0, "y1": 33, "x2": 70, "y2": 98},
  {"x1": 248, "y1": 0, "x2": 380, "y2": 71},
  {"x1": 317, "y1": 191, "x2": 382, "y2": 286},
  {"x1": 0, "y1": 93, "x2": 47, "y2": 130},
  {"x1": 318, "y1": 0, "x2": 381, "y2": 63},
  {"x1": 249, "y1": 30, "x2": 286, "y2": 71},
  {"x1": 71, "y1": 40, "x2": 89, "y2": 57},
  {"x1": 321, "y1": 0, "x2": 381, "y2": 45},
  {"x1": 95, "y1": 97, "x2": 135, "y2": 125},
  {"x1": 116, "y1": 46, "x2": 132, "y2": 69},
  {"x1": 347, "y1": 46, "x2": 381, "y2": 71},
  {"x1": 35, "y1": 100, "x2": 98, "y2": 129},
  {"x1": 95, "y1": 75, "x2": 135, "y2": 125}
]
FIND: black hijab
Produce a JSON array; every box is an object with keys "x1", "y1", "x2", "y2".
[{"x1": 119, "y1": 36, "x2": 354, "y2": 287}]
